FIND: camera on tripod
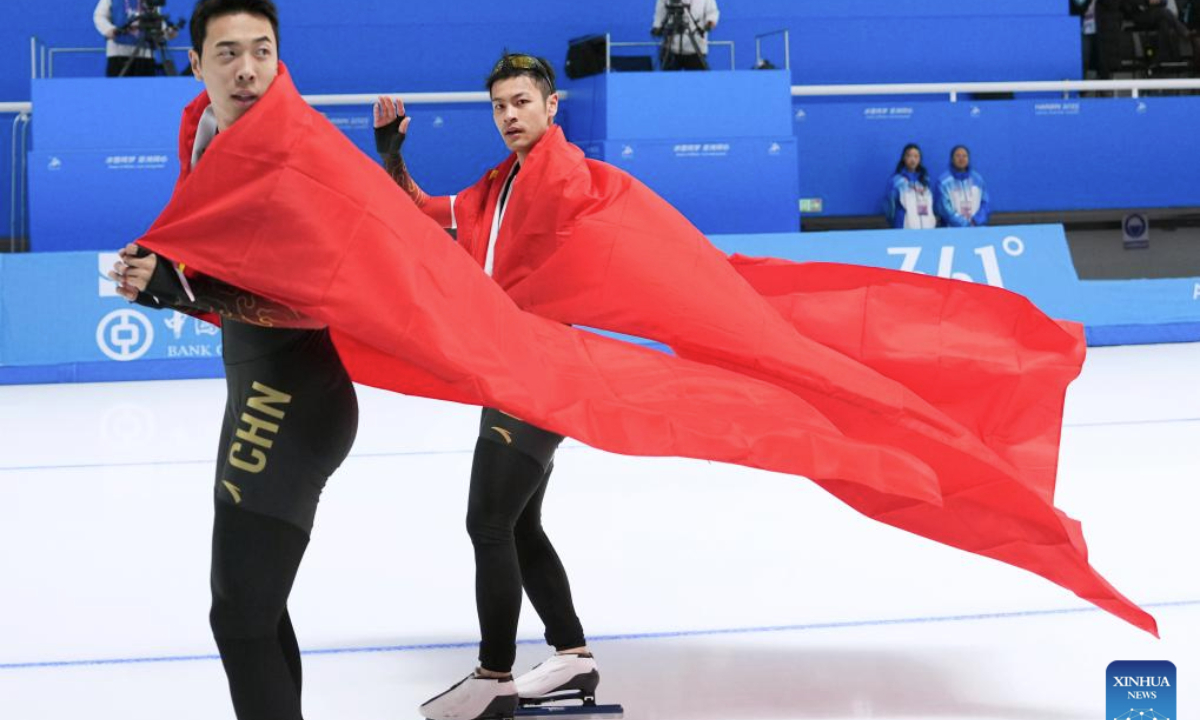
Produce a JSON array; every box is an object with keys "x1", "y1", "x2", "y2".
[
  {"x1": 658, "y1": 1, "x2": 702, "y2": 33},
  {"x1": 115, "y1": 0, "x2": 187, "y2": 76},
  {"x1": 654, "y1": 0, "x2": 709, "y2": 70}
]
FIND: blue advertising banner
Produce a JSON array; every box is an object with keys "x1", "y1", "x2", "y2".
[
  {"x1": 711, "y1": 225, "x2": 1200, "y2": 346},
  {"x1": 4, "y1": 225, "x2": 1198, "y2": 385},
  {"x1": 0, "y1": 251, "x2": 222, "y2": 384}
]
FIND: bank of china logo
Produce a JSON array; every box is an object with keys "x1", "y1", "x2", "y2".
[
  {"x1": 1107, "y1": 661, "x2": 1176, "y2": 720},
  {"x1": 164, "y1": 311, "x2": 188, "y2": 340},
  {"x1": 96, "y1": 309, "x2": 154, "y2": 361}
]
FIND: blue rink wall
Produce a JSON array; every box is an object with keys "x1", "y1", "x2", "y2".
[{"x1": 3, "y1": 225, "x2": 1197, "y2": 386}]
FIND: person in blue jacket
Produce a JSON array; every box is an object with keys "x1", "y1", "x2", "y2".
[
  {"x1": 936, "y1": 145, "x2": 991, "y2": 227},
  {"x1": 883, "y1": 143, "x2": 936, "y2": 229}
]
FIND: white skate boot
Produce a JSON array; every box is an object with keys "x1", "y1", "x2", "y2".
[
  {"x1": 419, "y1": 670, "x2": 518, "y2": 720},
  {"x1": 514, "y1": 652, "x2": 600, "y2": 706}
]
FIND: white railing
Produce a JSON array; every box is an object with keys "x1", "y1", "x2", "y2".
[
  {"x1": 46, "y1": 46, "x2": 193, "y2": 78},
  {"x1": 791, "y1": 78, "x2": 1200, "y2": 101},
  {"x1": 304, "y1": 91, "x2": 492, "y2": 106},
  {"x1": 9, "y1": 112, "x2": 31, "y2": 250},
  {"x1": 605, "y1": 34, "x2": 736, "y2": 72}
]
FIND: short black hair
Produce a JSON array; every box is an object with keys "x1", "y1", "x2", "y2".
[
  {"x1": 486, "y1": 54, "x2": 556, "y2": 98},
  {"x1": 190, "y1": 0, "x2": 280, "y2": 56}
]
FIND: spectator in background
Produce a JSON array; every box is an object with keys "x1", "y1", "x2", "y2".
[
  {"x1": 936, "y1": 145, "x2": 991, "y2": 227},
  {"x1": 884, "y1": 143, "x2": 937, "y2": 229},
  {"x1": 651, "y1": 0, "x2": 720, "y2": 70},
  {"x1": 1108, "y1": 0, "x2": 1195, "y2": 73},
  {"x1": 1119, "y1": 0, "x2": 1197, "y2": 72},
  {"x1": 1072, "y1": 0, "x2": 1102, "y2": 77},
  {"x1": 1094, "y1": 0, "x2": 1126, "y2": 77}
]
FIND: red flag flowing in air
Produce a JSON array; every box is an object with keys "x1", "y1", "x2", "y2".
[{"x1": 136, "y1": 65, "x2": 1156, "y2": 636}]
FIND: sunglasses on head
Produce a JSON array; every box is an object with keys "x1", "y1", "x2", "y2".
[{"x1": 493, "y1": 54, "x2": 554, "y2": 86}]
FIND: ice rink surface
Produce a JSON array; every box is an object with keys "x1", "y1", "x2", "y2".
[{"x1": 1, "y1": 342, "x2": 1196, "y2": 719}]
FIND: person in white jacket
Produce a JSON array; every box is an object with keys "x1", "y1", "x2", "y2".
[{"x1": 651, "y1": 0, "x2": 720, "y2": 70}]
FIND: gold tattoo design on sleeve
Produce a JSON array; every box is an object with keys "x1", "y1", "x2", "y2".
[
  {"x1": 384, "y1": 153, "x2": 430, "y2": 208},
  {"x1": 176, "y1": 276, "x2": 310, "y2": 328}
]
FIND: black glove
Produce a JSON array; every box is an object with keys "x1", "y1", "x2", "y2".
[
  {"x1": 650, "y1": 26, "x2": 663, "y2": 37},
  {"x1": 374, "y1": 115, "x2": 407, "y2": 156},
  {"x1": 130, "y1": 291, "x2": 168, "y2": 310},
  {"x1": 143, "y1": 254, "x2": 190, "y2": 304}
]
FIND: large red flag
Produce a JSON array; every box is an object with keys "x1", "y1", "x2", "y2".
[
  {"x1": 136, "y1": 65, "x2": 1155, "y2": 635},
  {"x1": 480, "y1": 131, "x2": 1153, "y2": 635}
]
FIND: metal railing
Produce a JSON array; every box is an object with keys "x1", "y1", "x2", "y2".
[
  {"x1": 31, "y1": 36, "x2": 191, "y2": 79},
  {"x1": 755, "y1": 29, "x2": 790, "y2": 71},
  {"x1": 791, "y1": 78, "x2": 1200, "y2": 101},
  {"x1": 48, "y1": 46, "x2": 193, "y2": 78},
  {"x1": 305, "y1": 91, "x2": 494, "y2": 107},
  {"x1": 605, "y1": 34, "x2": 736, "y2": 72},
  {"x1": 8, "y1": 111, "x2": 31, "y2": 250}
]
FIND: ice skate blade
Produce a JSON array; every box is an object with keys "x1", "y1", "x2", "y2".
[
  {"x1": 519, "y1": 690, "x2": 589, "y2": 707},
  {"x1": 515, "y1": 704, "x2": 623, "y2": 719}
]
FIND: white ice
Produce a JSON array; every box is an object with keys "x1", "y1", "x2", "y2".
[{"x1": 0, "y1": 342, "x2": 1196, "y2": 720}]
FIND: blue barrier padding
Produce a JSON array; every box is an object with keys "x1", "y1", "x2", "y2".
[
  {"x1": 793, "y1": 97, "x2": 1200, "y2": 216},
  {"x1": 1086, "y1": 323, "x2": 1200, "y2": 347},
  {"x1": 567, "y1": 71, "x2": 794, "y2": 142},
  {"x1": 31, "y1": 78, "x2": 199, "y2": 152},
  {"x1": 29, "y1": 149, "x2": 178, "y2": 252},
  {"x1": 0, "y1": 358, "x2": 222, "y2": 386},
  {"x1": 566, "y1": 71, "x2": 799, "y2": 234}
]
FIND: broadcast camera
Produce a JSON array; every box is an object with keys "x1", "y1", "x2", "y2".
[
  {"x1": 653, "y1": 0, "x2": 709, "y2": 70},
  {"x1": 115, "y1": 0, "x2": 188, "y2": 76}
]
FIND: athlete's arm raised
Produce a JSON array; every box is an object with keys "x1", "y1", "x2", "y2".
[{"x1": 373, "y1": 96, "x2": 454, "y2": 228}]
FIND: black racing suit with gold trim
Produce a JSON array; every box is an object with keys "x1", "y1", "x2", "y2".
[
  {"x1": 140, "y1": 259, "x2": 358, "y2": 534},
  {"x1": 215, "y1": 321, "x2": 357, "y2": 533}
]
